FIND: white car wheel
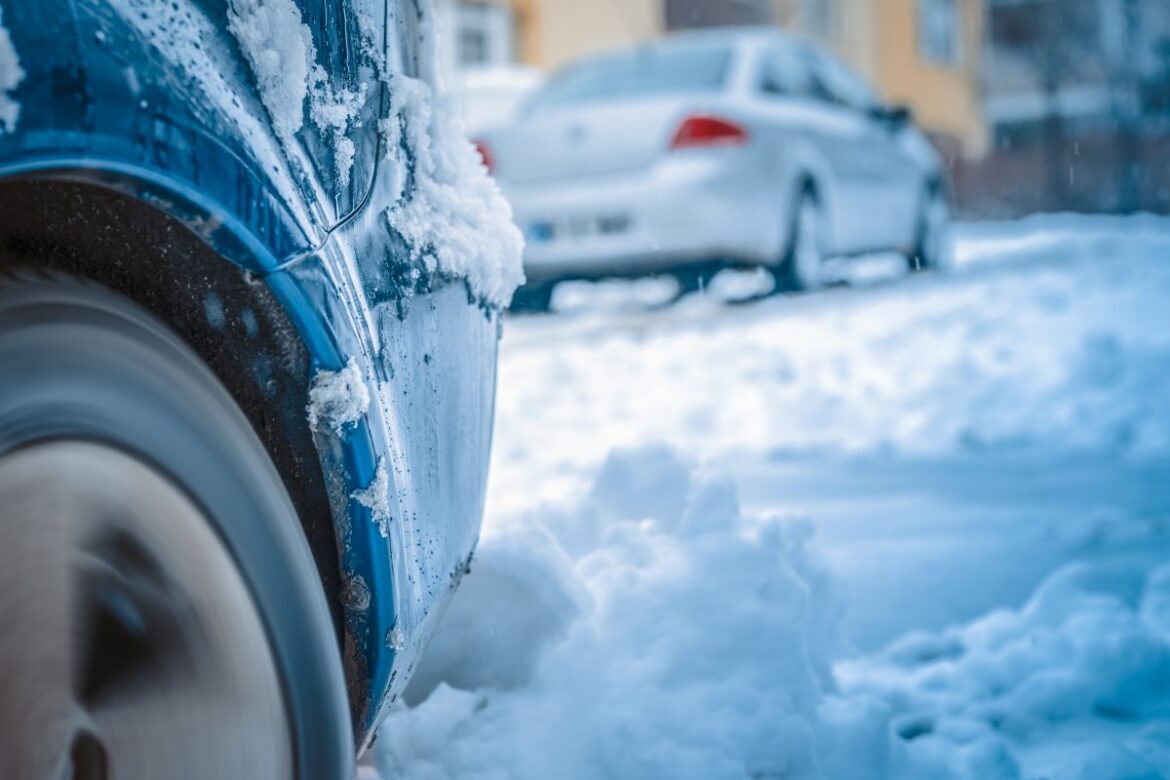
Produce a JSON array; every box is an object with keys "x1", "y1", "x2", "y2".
[
  {"x1": 910, "y1": 189, "x2": 952, "y2": 272},
  {"x1": 774, "y1": 194, "x2": 826, "y2": 293}
]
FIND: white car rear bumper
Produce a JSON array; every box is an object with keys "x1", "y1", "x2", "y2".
[{"x1": 502, "y1": 151, "x2": 784, "y2": 283}]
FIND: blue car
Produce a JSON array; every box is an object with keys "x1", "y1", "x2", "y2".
[{"x1": 0, "y1": 1, "x2": 521, "y2": 777}]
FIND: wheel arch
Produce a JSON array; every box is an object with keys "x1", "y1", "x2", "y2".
[{"x1": 0, "y1": 170, "x2": 344, "y2": 644}]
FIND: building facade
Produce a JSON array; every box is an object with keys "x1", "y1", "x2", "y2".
[
  {"x1": 436, "y1": 1, "x2": 1169, "y2": 215},
  {"x1": 972, "y1": 0, "x2": 1170, "y2": 214},
  {"x1": 433, "y1": 0, "x2": 662, "y2": 77},
  {"x1": 774, "y1": 0, "x2": 988, "y2": 155},
  {"x1": 435, "y1": 0, "x2": 988, "y2": 155}
]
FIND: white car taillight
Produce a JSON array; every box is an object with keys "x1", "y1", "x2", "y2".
[
  {"x1": 473, "y1": 140, "x2": 495, "y2": 174},
  {"x1": 669, "y1": 115, "x2": 749, "y2": 150}
]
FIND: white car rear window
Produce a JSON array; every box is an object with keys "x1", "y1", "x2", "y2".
[{"x1": 532, "y1": 46, "x2": 732, "y2": 109}]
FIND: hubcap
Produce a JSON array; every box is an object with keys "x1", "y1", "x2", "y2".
[
  {"x1": 793, "y1": 199, "x2": 824, "y2": 290},
  {"x1": 0, "y1": 443, "x2": 291, "y2": 779}
]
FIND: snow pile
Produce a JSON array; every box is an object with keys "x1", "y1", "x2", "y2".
[
  {"x1": 369, "y1": 219, "x2": 1170, "y2": 778},
  {"x1": 0, "y1": 9, "x2": 22, "y2": 133},
  {"x1": 382, "y1": 70, "x2": 525, "y2": 308},
  {"x1": 372, "y1": 442, "x2": 1170, "y2": 776},
  {"x1": 491, "y1": 218, "x2": 1170, "y2": 513},
  {"x1": 376, "y1": 444, "x2": 852, "y2": 779},
  {"x1": 375, "y1": 445, "x2": 1170, "y2": 779},
  {"x1": 307, "y1": 358, "x2": 370, "y2": 434},
  {"x1": 842, "y1": 561, "x2": 1170, "y2": 779}
]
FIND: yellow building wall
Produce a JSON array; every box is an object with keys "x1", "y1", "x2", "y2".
[
  {"x1": 519, "y1": 0, "x2": 665, "y2": 72},
  {"x1": 773, "y1": 0, "x2": 987, "y2": 155},
  {"x1": 873, "y1": 0, "x2": 987, "y2": 154},
  {"x1": 837, "y1": 0, "x2": 879, "y2": 82},
  {"x1": 509, "y1": 0, "x2": 987, "y2": 154},
  {"x1": 503, "y1": 0, "x2": 543, "y2": 66}
]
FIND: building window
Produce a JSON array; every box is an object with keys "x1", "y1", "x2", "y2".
[
  {"x1": 665, "y1": 0, "x2": 771, "y2": 30},
  {"x1": 918, "y1": 0, "x2": 960, "y2": 66},
  {"x1": 459, "y1": 26, "x2": 489, "y2": 66},
  {"x1": 455, "y1": 2, "x2": 514, "y2": 68},
  {"x1": 799, "y1": 0, "x2": 836, "y2": 41}
]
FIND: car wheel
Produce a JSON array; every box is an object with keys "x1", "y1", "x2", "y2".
[
  {"x1": 673, "y1": 262, "x2": 717, "y2": 298},
  {"x1": 772, "y1": 191, "x2": 825, "y2": 293},
  {"x1": 908, "y1": 186, "x2": 952, "y2": 272},
  {"x1": 510, "y1": 280, "x2": 556, "y2": 313},
  {"x1": 0, "y1": 272, "x2": 352, "y2": 780}
]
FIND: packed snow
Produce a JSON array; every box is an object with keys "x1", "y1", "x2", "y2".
[
  {"x1": 490, "y1": 215, "x2": 1170, "y2": 514},
  {"x1": 307, "y1": 357, "x2": 370, "y2": 434},
  {"x1": 226, "y1": 0, "x2": 314, "y2": 146},
  {"x1": 0, "y1": 9, "x2": 22, "y2": 134},
  {"x1": 367, "y1": 0, "x2": 524, "y2": 309},
  {"x1": 370, "y1": 216, "x2": 1170, "y2": 779},
  {"x1": 381, "y1": 69, "x2": 525, "y2": 308},
  {"x1": 353, "y1": 458, "x2": 393, "y2": 539},
  {"x1": 227, "y1": 0, "x2": 366, "y2": 187}
]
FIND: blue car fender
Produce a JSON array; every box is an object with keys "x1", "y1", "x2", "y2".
[{"x1": 0, "y1": 0, "x2": 522, "y2": 749}]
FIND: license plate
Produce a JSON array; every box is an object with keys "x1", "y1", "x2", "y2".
[
  {"x1": 527, "y1": 214, "x2": 630, "y2": 243},
  {"x1": 527, "y1": 221, "x2": 555, "y2": 243}
]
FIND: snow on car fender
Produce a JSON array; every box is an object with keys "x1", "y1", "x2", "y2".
[{"x1": 0, "y1": 0, "x2": 522, "y2": 759}]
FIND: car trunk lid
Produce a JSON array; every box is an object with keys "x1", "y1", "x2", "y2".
[
  {"x1": 484, "y1": 41, "x2": 736, "y2": 184},
  {"x1": 489, "y1": 96, "x2": 705, "y2": 184}
]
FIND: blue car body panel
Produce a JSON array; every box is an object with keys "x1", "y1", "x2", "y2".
[{"x1": 0, "y1": 0, "x2": 498, "y2": 746}]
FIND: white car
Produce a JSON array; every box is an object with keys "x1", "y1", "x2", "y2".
[
  {"x1": 477, "y1": 28, "x2": 951, "y2": 309},
  {"x1": 453, "y1": 65, "x2": 546, "y2": 137}
]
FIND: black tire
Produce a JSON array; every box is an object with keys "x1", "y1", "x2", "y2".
[
  {"x1": 907, "y1": 185, "x2": 952, "y2": 272},
  {"x1": 0, "y1": 271, "x2": 352, "y2": 779},
  {"x1": 771, "y1": 188, "x2": 825, "y2": 294},
  {"x1": 510, "y1": 280, "x2": 556, "y2": 313},
  {"x1": 673, "y1": 262, "x2": 718, "y2": 298}
]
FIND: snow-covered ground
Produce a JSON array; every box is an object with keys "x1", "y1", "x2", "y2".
[{"x1": 372, "y1": 215, "x2": 1170, "y2": 779}]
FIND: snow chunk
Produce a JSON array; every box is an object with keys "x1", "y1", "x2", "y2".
[
  {"x1": 226, "y1": 0, "x2": 380, "y2": 203},
  {"x1": 380, "y1": 5, "x2": 524, "y2": 309},
  {"x1": 377, "y1": 445, "x2": 849, "y2": 778},
  {"x1": 226, "y1": 0, "x2": 313, "y2": 146},
  {"x1": 384, "y1": 73, "x2": 525, "y2": 307},
  {"x1": 307, "y1": 66, "x2": 365, "y2": 189},
  {"x1": 352, "y1": 458, "x2": 392, "y2": 537},
  {"x1": 307, "y1": 358, "x2": 370, "y2": 434},
  {"x1": 0, "y1": 9, "x2": 24, "y2": 133},
  {"x1": 387, "y1": 627, "x2": 406, "y2": 652}
]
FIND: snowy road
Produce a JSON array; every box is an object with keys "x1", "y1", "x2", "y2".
[{"x1": 374, "y1": 216, "x2": 1170, "y2": 779}]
